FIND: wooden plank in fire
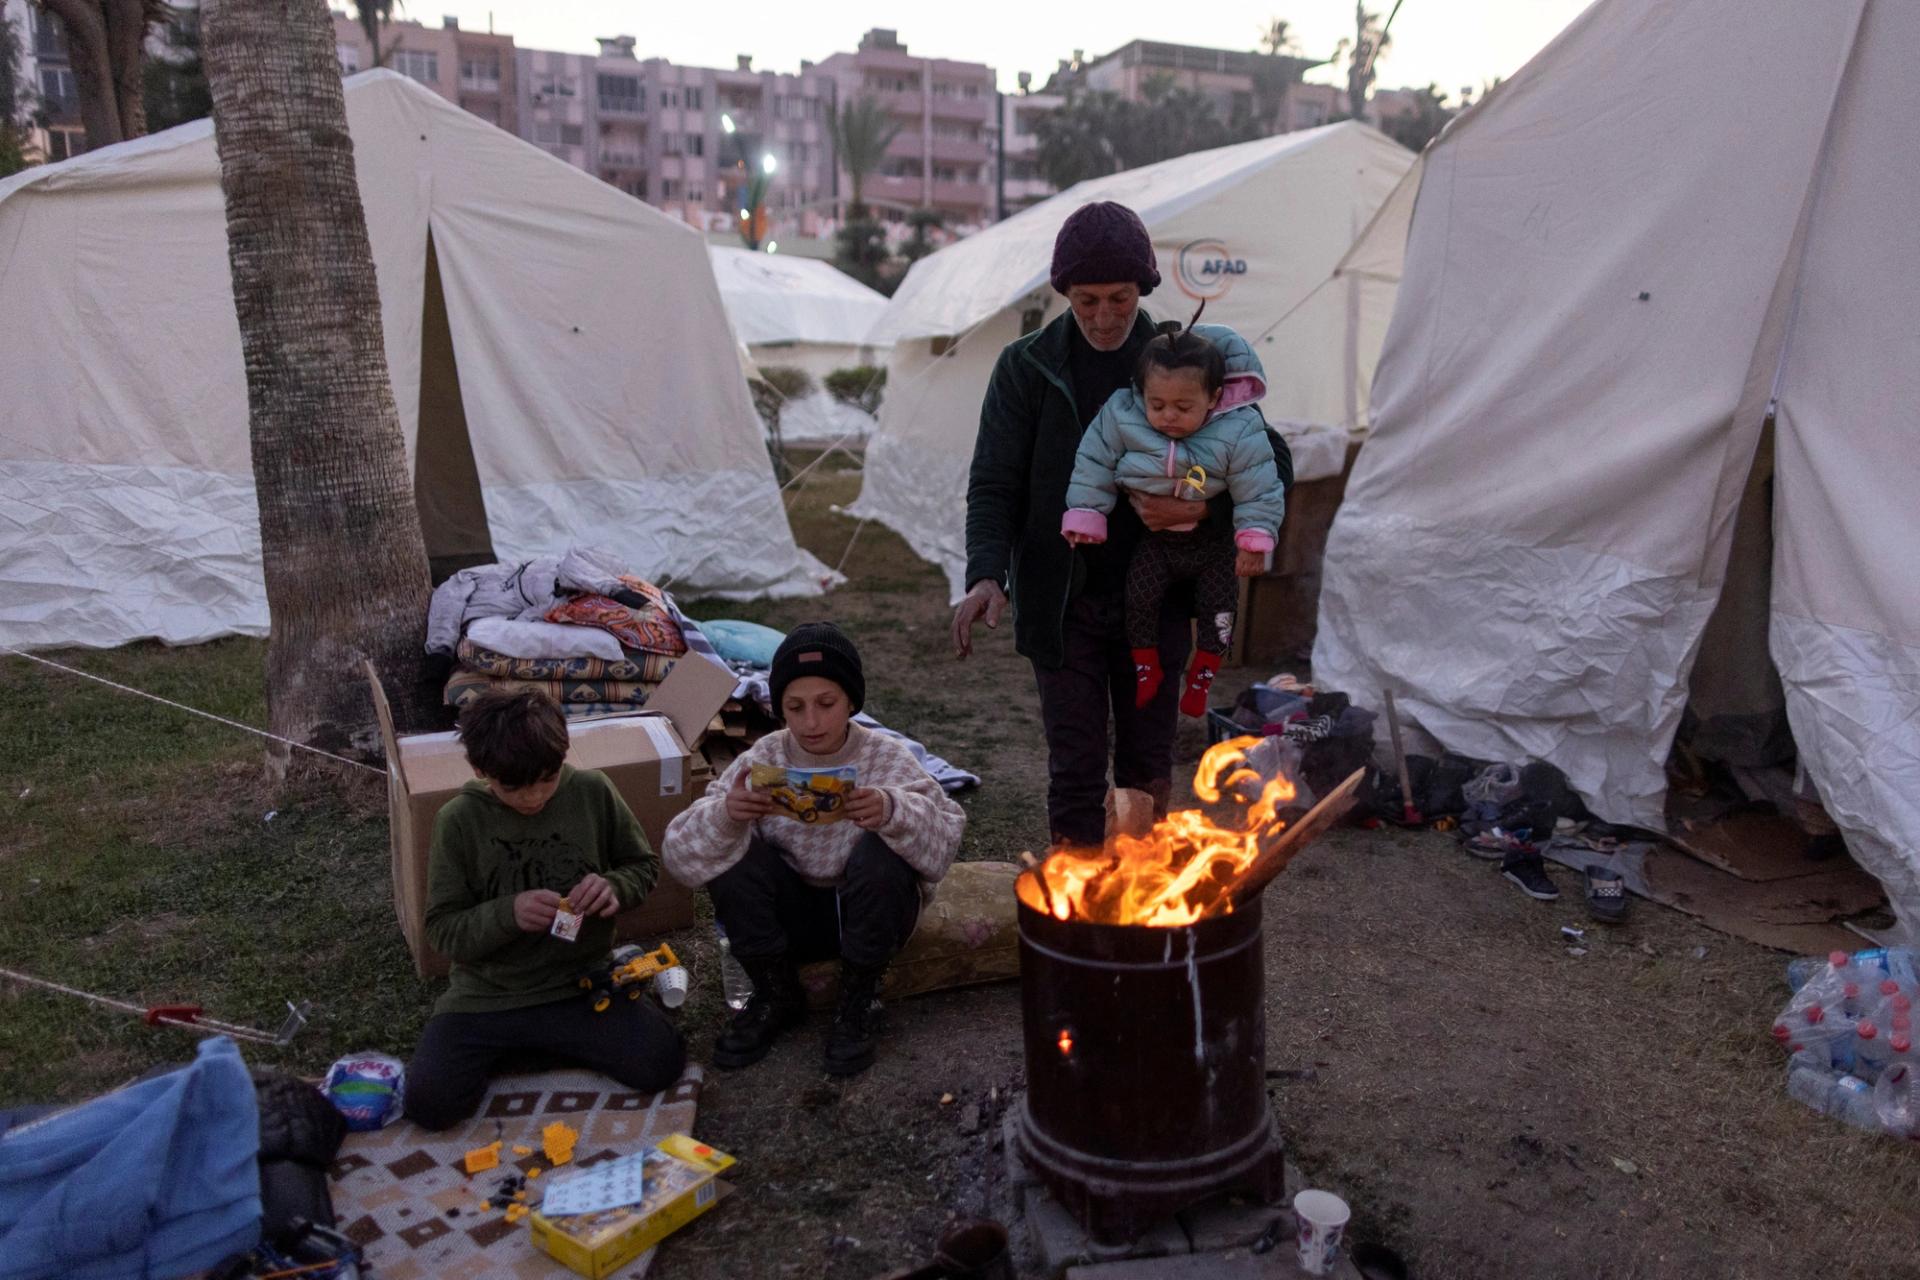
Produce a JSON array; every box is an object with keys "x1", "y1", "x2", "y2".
[{"x1": 1228, "y1": 767, "x2": 1367, "y2": 906}]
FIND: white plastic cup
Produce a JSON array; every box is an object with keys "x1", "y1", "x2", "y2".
[
  {"x1": 653, "y1": 965, "x2": 690, "y2": 1009},
  {"x1": 1293, "y1": 1189, "x2": 1351, "y2": 1276}
]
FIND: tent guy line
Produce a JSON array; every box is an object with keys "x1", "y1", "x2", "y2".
[{"x1": 1, "y1": 648, "x2": 387, "y2": 776}]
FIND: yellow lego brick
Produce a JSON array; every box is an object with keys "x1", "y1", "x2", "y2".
[{"x1": 463, "y1": 1140, "x2": 502, "y2": 1175}]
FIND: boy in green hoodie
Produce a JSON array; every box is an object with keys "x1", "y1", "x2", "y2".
[{"x1": 403, "y1": 689, "x2": 685, "y2": 1130}]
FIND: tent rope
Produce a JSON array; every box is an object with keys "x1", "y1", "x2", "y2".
[{"x1": 1, "y1": 647, "x2": 386, "y2": 776}]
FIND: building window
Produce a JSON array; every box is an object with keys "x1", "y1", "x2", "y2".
[
  {"x1": 962, "y1": 84, "x2": 980, "y2": 99},
  {"x1": 684, "y1": 87, "x2": 703, "y2": 109},
  {"x1": 560, "y1": 124, "x2": 583, "y2": 146},
  {"x1": 47, "y1": 127, "x2": 85, "y2": 161},
  {"x1": 661, "y1": 179, "x2": 680, "y2": 199},
  {"x1": 686, "y1": 133, "x2": 703, "y2": 156},
  {"x1": 30, "y1": 8, "x2": 67, "y2": 58},
  {"x1": 659, "y1": 89, "x2": 679, "y2": 108},
  {"x1": 337, "y1": 44, "x2": 362, "y2": 75},
  {"x1": 688, "y1": 184, "x2": 705, "y2": 202},
  {"x1": 598, "y1": 73, "x2": 642, "y2": 113},
  {"x1": 392, "y1": 49, "x2": 439, "y2": 85},
  {"x1": 461, "y1": 54, "x2": 501, "y2": 90},
  {"x1": 532, "y1": 122, "x2": 559, "y2": 144},
  {"x1": 39, "y1": 67, "x2": 78, "y2": 111},
  {"x1": 663, "y1": 133, "x2": 682, "y2": 155}
]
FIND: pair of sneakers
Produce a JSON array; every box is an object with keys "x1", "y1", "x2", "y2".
[{"x1": 1463, "y1": 824, "x2": 1559, "y2": 901}]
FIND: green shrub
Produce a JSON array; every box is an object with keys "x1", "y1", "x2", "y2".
[{"x1": 824, "y1": 365, "x2": 888, "y2": 415}]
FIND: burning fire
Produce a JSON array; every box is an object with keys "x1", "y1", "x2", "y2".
[{"x1": 1016, "y1": 736, "x2": 1296, "y2": 927}]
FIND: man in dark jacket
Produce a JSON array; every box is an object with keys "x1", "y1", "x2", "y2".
[{"x1": 952, "y1": 201, "x2": 1293, "y2": 847}]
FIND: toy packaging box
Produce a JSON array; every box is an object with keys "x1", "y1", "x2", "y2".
[
  {"x1": 748, "y1": 763, "x2": 857, "y2": 824},
  {"x1": 528, "y1": 1134, "x2": 736, "y2": 1278}
]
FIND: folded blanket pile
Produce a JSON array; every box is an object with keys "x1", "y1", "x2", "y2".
[{"x1": 428, "y1": 548, "x2": 690, "y2": 719}]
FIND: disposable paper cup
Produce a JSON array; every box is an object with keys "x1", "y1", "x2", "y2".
[
  {"x1": 653, "y1": 965, "x2": 690, "y2": 1009},
  {"x1": 1293, "y1": 1189, "x2": 1351, "y2": 1276}
]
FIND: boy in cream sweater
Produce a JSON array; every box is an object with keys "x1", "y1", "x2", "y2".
[{"x1": 663, "y1": 622, "x2": 966, "y2": 1076}]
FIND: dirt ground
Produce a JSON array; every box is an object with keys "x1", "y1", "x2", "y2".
[
  {"x1": 660, "y1": 458, "x2": 1920, "y2": 1280},
  {"x1": 3, "y1": 451, "x2": 1916, "y2": 1279}
]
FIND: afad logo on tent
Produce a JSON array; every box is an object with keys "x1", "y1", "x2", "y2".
[{"x1": 1174, "y1": 239, "x2": 1247, "y2": 301}]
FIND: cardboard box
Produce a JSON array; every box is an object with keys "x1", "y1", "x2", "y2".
[
  {"x1": 368, "y1": 655, "x2": 737, "y2": 977},
  {"x1": 529, "y1": 1135, "x2": 736, "y2": 1278}
]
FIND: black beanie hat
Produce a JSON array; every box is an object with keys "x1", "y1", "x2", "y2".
[
  {"x1": 769, "y1": 622, "x2": 865, "y2": 717},
  {"x1": 1050, "y1": 201, "x2": 1160, "y2": 296}
]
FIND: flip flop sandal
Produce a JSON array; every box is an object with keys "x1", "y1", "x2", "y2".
[{"x1": 1584, "y1": 865, "x2": 1629, "y2": 923}]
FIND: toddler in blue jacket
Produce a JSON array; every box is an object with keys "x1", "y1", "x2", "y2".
[{"x1": 1061, "y1": 319, "x2": 1287, "y2": 716}]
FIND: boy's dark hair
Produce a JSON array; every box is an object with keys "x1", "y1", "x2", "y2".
[
  {"x1": 457, "y1": 689, "x2": 569, "y2": 787},
  {"x1": 1135, "y1": 303, "x2": 1224, "y2": 395}
]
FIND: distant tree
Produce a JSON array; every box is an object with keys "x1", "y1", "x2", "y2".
[
  {"x1": 1335, "y1": 1, "x2": 1402, "y2": 122},
  {"x1": 30, "y1": 0, "x2": 164, "y2": 149},
  {"x1": 1, "y1": 8, "x2": 34, "y2": 175},
  {"x1": 828, "y1": 95, "x2": 902, "y2": 219},
  {"x1": 350, "y1": 0, "x2": 397, "y2": 67},
  {"x1": 1380, "y1": 82, "x2": 1452, "y2": 153},
  {"x1": 203, "y1": 0, "x2": 436, "y2": 753},
  {"x1": 900, "y1": 207, "x2": 942, "y2": 265},
  {"x1": 1259, "y1": 17, "x2": 1299, "y2": 56},
  {"x1": 142, "y1": 7, "x2": 209, "y2": 130},
  {"x1": 1035, "y1": 76, "x2": 1243, "y2": 190}
]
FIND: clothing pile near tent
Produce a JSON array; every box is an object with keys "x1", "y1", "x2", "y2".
[
  {"x1": 1313, "y1": 0, "x2": 1920, "y2": 941},
  {"x1": 429, "y1": 547, "x2": 692, "y2": 719}
]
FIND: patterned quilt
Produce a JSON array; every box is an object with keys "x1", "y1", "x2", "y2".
[
  {"x1": 329, "y1": 1065, "x2": 703, "y2": 1280},
  {"x1": 457, "y1": 639, "x2": 676, "y2": 685},
  {"x1": 545, "y1": 595, "x2": 686, "y2": 658},
  {"x1": 445, "y1": 670, "x2": 663, "y2": 711}
]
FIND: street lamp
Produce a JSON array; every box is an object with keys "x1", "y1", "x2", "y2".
[
  {"x1": 761, "y1": 153, "x2": 777, "y2": 175},
  {"x1": 721, "y1": 113, "x2": 736, "y2": 135}
]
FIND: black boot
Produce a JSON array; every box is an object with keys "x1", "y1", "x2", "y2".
[
  {"x1": 823, "y1": 961, "x2": 886, "y2": 1077},
  {"x1": 712, "y1": 955, "x2": 806, "y2": 1071}
]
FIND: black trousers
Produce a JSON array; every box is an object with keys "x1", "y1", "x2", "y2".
[
  {"x1": 707, "y1": 831, "x2": 922, "y2": 969},
  {"x1": 1033, "y1": 590, "x2": 1189, "y2": 848},
  {"x1": 404, "y1": 992, "x2": 686, "y2": 1131},
  {"x1": 1126, "y1": 529, "x2": 1238, "y2": 655}
]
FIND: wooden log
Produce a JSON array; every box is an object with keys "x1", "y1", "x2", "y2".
[{"x1": 1228, "y1": 768, "x2": 1367, "y2": 906}]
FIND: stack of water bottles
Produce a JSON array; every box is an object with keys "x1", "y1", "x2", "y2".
[{"x1": 1773, "y1": 947, "x2": 1920, "y2": 1138}]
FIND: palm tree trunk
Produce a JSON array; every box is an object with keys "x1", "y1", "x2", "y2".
[
  {"x1": 36, "y1": 0, "x2": 125, "y2": 146},
  {"x1": 202, "y1": 0, "x2": 436, "y2": 757}
]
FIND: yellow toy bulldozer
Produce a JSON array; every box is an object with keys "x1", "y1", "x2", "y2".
[{"x1": 578, "y1": 942, "x2": 679, "y2": 1013}]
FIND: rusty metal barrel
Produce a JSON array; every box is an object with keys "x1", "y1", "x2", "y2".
[{"x1": 1015, "y1": 890, "x2": 1286, "y2": 1243}]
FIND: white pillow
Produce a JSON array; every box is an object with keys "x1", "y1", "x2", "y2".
[{"x1": 466, "y1": 616, "x2": 625, "y2": 663}]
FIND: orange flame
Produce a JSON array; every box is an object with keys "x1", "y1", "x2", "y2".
[
  {"x1": 1016, "y1": 736, "x2": 1296, "y2": 927},
  {"x1": 1057, "y1": 1028, "x2": 1073, "y2": 1055}
]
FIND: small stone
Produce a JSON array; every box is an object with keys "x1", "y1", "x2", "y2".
[
  {"x1": 1611, "y1": 1156, "x2": 1638, "y2": 1176},
  {"x1": 958, "y1": 1102, "x2": 983, "y2": 1135},
  {"x1": 1567, "y1": 946, "x2": 1588, "y2": 957},
  {"x1": 1692, "y1": 946, "x2": 1708, "y2": 960},
  {"x1": 939, "y1": 1092, "x2": 956, "y2": 1105}
]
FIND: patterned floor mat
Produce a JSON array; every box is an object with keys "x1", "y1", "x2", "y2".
[{"x1": 328, "y1": 1064, "x2": 704, "y2": 1279}]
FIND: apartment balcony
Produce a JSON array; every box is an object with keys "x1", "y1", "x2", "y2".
[
  {"x1": 863, "y1": 89, "x2": 924, "y2": 119},
  {"x1": 599, "y1": 94, "x2": 645, "y2": 116},
  {"x1": 866, "y1": 174, "x2": 925, "y2": 204},
  {"x1": 461, "y1": 74, "x2": 502, "y2": 94},
  {"x1": 929, "y1": 93, "x2": 992, "y2": 122},
  {"x1": 929, "y1": 136, "x2": 989, "y2": 165},
  {"x1": 930, "y1": 179, "x2": 992, "y2": 209},
  {"x1": 600, "y1": 151, "x2": 647, "y2": 170}
]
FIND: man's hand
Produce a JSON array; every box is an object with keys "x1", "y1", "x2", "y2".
[
  {"x1": 951, "y1": 579, "x2": 1008, "y2": 659},
  {"x1": 1235, "y1": 547, "x2": 1268, "y2": 578},
  {"x1": 513, "y1": 889, "x2": 564, "y2": 933},
  {"x1": 724, "y1": 772, "x2": 776, "y2": 823},
  {"x1": 568, "y1": 873, "x2": 620, "y2": 918},
  {"x1": 1130, "y1": 491, "x2": 1209, "y2": 532},
  {"x1": 844, "y1": 787, "x2": 890, "y2": 831}
]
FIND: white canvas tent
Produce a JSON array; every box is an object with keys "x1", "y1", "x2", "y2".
[
  {"x1": 707, "y1": 245, "x2": 890, "y2": 381},
  {"x1": 1313, "y1": 0, "x2": 1920, "y2": 937},
  {"x1": 850, "y1": 122, "x2": 1412, "y2": 600},
  {"x1": 0, "y1": 70, "x2": 830, "y2": 653}
]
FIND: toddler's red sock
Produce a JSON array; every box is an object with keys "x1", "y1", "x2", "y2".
[
  {"x1": 1131, "y1": 647, "x2": 1164, "y2": 708},
  {"x1": 1180, "y1": 651, "x2": 1223, "y2": 718}
]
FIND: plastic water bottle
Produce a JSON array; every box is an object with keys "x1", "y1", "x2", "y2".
[
  {"x1": 715, "y1": 924, "x2": 753, "y2": 1012},
  {"x1": 1854, "y1": 1020, "x2": 1893, "y2": 1083},
  {"x1": 1787, "y1": 948, "x2": 1894, "y2": 993},
  {"x1": 1872, "y1": 1059, "x2": 1918, "y2": 1138},
  {"x1": 1787, "y1": 1062, "x2": 1881, "y2": 1132}
]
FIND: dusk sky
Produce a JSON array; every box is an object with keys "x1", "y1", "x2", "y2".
[{"x1": 420, "y1": 0, "x2": 1595, "y2": 101}]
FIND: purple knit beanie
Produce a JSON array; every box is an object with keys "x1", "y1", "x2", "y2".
[{"x1": 1049, "y1": 201, "x2": 1160, "y2": 296}]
